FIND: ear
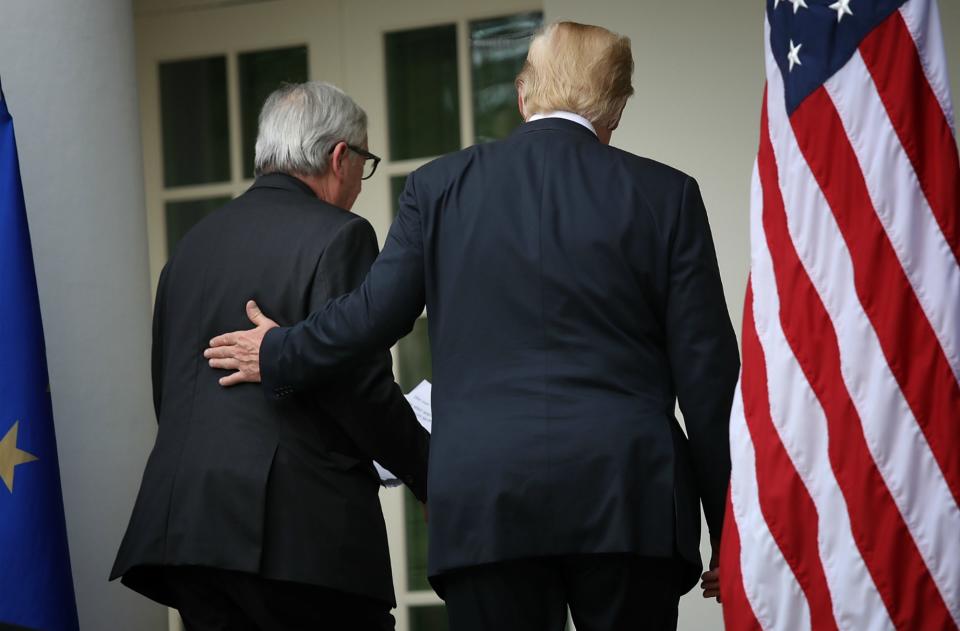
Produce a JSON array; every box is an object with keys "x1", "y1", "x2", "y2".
[
  {"x1": 517, "y1": 84, "x2": 526, "y2": 121},
  {"x1": 330, "y1": 141, "x2": 349, "y2": 179}
]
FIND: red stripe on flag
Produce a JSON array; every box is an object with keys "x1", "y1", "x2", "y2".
[
  {"x1": 721, "y1": 484, "x2": 763, "y2": 631},
  {"x1": 790, "y1": 88, "x2": 960, "y2": 506},
  {"x1": 761, "y1": 96, "x2": 955, "y2": 631},
  {"x1": 739, "y1": 276, "x2": 839, "y2": 630},
  {"x1": 859, "y1": 10, "x2": 960, "y2": 266}
]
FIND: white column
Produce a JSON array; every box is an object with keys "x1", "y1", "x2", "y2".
[{"x1": 0, "y1": 1, "x2": 165, "y2": 629}]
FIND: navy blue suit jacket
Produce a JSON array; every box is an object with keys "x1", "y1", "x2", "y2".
[{"x1": 261, "y1": 118, "x2": 740, "y2": 592}]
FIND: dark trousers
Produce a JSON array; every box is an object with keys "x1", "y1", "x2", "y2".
[
  {"x1": 162, "y1": 566, "x2": 395, "y2": 631},
  {"x1": 441, "y1": 554, "x2": 682, "y2": 631}
]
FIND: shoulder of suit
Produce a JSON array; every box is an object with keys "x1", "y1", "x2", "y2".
[
  {"x1": 335, "y1": 212, "x2": 376, "y2": 238},
  {"x1": 604, "y1": 145, "x2": 693, "y2": 186},
  {"x1": 410, "y1": 143, "x2": 484, "y2": 181},
  {"x1": 408, "y1": 138, "x2": 697, "y2": 196}
]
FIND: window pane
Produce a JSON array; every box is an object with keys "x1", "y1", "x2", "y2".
[
  {"x1": 396, "y1": 317, "x2": 431, "y2": 590},
  {"x1": 404, "y1": 488, "x2": 431, "y2": 592},
  {"x1": 165, "y1": 197, "x2": 230, "y2": 255},
  {"x1": 471, "y1": 12, "x2": 543, "y2": 143},
  {"x1": 390, "y1": 174, "x2": 408, "y2": 219},
  {"x1": 410, "y1": 605, "x2": 449, "y2": 631},
  {"x1": 397, "y1": 317, "x2": 431, "y2": 392},
  {"x1": 160, "y1": 56, "x2": 230, "y2": 187},
  {"x1": 238, "y1": 46, "x2": 309, "y2": 179},
  {"x1": 386, "y1": 24, "x2": 460, "y2": 160}
]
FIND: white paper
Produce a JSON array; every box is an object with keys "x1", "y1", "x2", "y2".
[{"x1": 375, "y1": 379, "x2": 432, "y2": 486}]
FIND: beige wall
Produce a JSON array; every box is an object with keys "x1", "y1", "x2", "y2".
[{"x1": 540, "y1": 1, "x2": 960, "y2": 629}]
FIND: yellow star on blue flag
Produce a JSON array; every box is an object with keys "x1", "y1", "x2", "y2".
[{"x1": 0, "y1": 420, "x2": 39, "y2": 493}]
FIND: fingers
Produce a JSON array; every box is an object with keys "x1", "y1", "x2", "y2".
[
  {"x1": 219, "y1": 371, "x2": 250, "y2": 387},
  {"x1": 245, "y1": 300, "x2": 263, "y2": 325},
  {"x1": 208, "y1": 357, "x2": 239, "y2": 370},
  {"x1": 701, "y1": 568, "x2": 721, "y2": 601},
  {"x1": 209, "y1": 333, "x2": 238, "y2": 348},
  {"x1": 204, "y1": 345, "x2": 238, "y2": 359},
  {"x1": 246, "y1": 299, "x2": 279, "y2": 328}
]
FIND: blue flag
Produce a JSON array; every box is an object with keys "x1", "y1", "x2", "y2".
[{"x1": 0, "y1": 83, "x2": 80, "y2": 630}]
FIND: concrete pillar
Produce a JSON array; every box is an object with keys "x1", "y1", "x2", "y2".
[{"x1": 0, "y1": 1, "x2": 166, "y2": 628}]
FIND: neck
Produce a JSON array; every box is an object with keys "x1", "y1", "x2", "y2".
[{"x1": 293, "y1": 172, "x2": 333, "y2": 203}]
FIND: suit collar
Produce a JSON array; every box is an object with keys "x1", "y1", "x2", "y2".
[
  {"x1": 250, "y1": 172, "x2": 317, "y2": 197},
  {"x1": 511, "y1": 117, "x2": 600, "y2": 141},
  {"x1": 527, "y1": 111, "x2": 596, "y2": 136}
]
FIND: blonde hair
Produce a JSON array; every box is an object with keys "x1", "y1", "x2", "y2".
[{"x1": 516, "y1": 21, "x2": 634, "y2": 130}]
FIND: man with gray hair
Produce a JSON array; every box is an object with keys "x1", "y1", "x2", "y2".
[{"x1": 110, "y1": 81, "x2": 428, "y2": 630}]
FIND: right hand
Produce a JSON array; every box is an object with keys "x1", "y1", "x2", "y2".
[
  {"x1": 204, "y1": 300, "x2": 277, "y2": 386},
  {"x1": 701, "y1": 540, "x2": 721, "y2": 602}
]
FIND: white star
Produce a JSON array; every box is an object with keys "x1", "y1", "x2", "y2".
[
  {"x1": 829, "y1": 0, "x2": 854, "y2": 22},
  {"x1": 790, "y1": 0, "x2": 809, "y2": 13},
  {"x1": 787, "y1": 39, "x2": 803, "y2": 72}
]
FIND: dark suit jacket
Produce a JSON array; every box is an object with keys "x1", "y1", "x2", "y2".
[
  {"x1": 259, "y1": 119, "x2": 740, "y2": 593},
  {"x1": 110, "y1": 173, "x2": 429, "y2": 607}
]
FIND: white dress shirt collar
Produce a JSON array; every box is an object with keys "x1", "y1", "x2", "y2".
[{"x1": 526, "y1": 111, "x2": 597, "y2": 137}]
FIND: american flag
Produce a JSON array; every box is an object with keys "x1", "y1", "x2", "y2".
[{"x1": 719, "y1": 1, "x2": 959, "y2": 629}]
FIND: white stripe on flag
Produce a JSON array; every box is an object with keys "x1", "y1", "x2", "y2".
[
  {"x1": 749, "y1": 160, "x2": 892, "y2": 631},
  {"x1": 899, "y1": 0, "x2": 955, "y2": 131},
  {"x1": 824, "y1": 50, "x2": 960, "y2": 384},
  {"x1": 729, "y1": 380, "x2": 811, "y2": 631},
  {"x1": 764, "y1": 28, "x2": 960, "y2": 626}
]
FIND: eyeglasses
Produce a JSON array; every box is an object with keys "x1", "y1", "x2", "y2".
[{"x1": 329, "y1": 142, "x2": 381, "y2": 180}]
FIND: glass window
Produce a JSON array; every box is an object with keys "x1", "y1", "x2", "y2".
[
  {"x1": 238, "y1": 46, "x2": 309, "y2": 179},
  {"x1": 470, "y1": 12, "x2": 543, "y2": 143},
  {"x1": 165, "y1": 196, "x2": 230, "y2": 254},
  {"x1": 404, "y1": 488, "x2": 431, "y2": 592},
  {"x1": 396, "y1": 317, "x2": 433, "y2": 593},
  {"x1": 390, "y1": 174, "x2": 408, "y2": 219},
  {"x1": 159, "y1": 56, "x2": 230, "y2": 187},
  {"x1": 397, "y1": 317, "x2": 431, "y2": 392},
  {"x1": 385, "y1": 24, "x2": 461, "y2": 161},
  {"x1": 409, "y1": 605, "x2": 450, "y2": 631}
]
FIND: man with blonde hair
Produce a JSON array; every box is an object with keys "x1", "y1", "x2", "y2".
[{"x1": 207, "y1": 22, "x2": 738, "y2": 631}]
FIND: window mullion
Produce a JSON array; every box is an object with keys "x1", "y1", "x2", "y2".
[
  {"x1": 226, "y1": 50, "x2": 244, "y2": 188},
  {"x1": 457, "y1": 19, "x2": 475, "y2": 148}
]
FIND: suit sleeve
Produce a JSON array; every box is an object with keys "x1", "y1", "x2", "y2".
[
  {"x1": 261, "y1": 172, "x2": 427, "y2": 395},
  {"x1": 151, "y1": 264, "x2": 169, "y2": 422},
  {"x1": 664, "y1": 176, "x2": 740, "y2": 538},
  {"x1": 304, "y1": 215, "x2": 429, "y2": 501}
]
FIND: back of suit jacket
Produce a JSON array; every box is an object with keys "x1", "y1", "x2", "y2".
[
  {"x1": 261, "y1": 119, "x2": 740, "y2": 593},
  {"x1": 111, "y1": 174, "x2": 429, "y2": 607}
]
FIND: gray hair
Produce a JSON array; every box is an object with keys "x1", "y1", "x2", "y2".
[{"x1": 254, "y1": 81, "x2": 367, "y2": 177}]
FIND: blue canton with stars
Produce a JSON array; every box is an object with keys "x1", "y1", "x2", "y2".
[{"x1": 768, "y1": 0, "x2": 908, "y2": 115}]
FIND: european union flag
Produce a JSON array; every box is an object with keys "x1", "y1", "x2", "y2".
[{"x1": 0, "y1": 81, "x2": 79, "y2": 630}]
